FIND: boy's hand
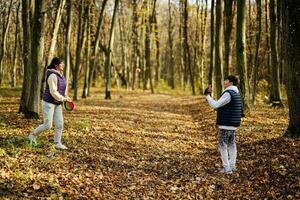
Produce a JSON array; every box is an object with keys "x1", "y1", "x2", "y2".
[{"x1": 204, "y1": 85, "x2": 212, "y2": 96}]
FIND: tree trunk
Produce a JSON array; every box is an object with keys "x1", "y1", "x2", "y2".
[
  {"x1": 144, "y1": 0, "x2": 156, "y2": 94},
  {"x1": 252, "y1": 0, "x2": 262, "y2": 104},
  {"x1": 73, "y1": 0, "x2": 87, "y2": 100},
  {"x1": 19, "y1": 0, "x2": 32, "y2": 114},
  {"x1": 89, "y1": 0, "x2": 107, "y2": 94},
  {"x1": 236, "y1": 0, "x2": 250, "y2": 112},
  {"x1": 0, "y1": 0, "x2": 13, "y2": 87},
  {"x1": 82, "y1": 3, "x2": 91, "y2": 98},
  {"x1": 167, "y1": 0, "x2": 175, "y2": 89},
  {"x1": 214, "y1": 0, "x2": 223, "y2": 97},
  {"x1": 283, "y1": 0, "x2": 300, "y2": 137},
  {"x1": 208, "y1": 0, "x2": 215, "y2": 86},
  {"x1": 105, "y1": 0, "x2": 120, "y2": 99},
  {"x1": 269, "y1": 0, "x2": 283, "y2": 106},
  {"x1": 11, "y1": 2, "x2": 21, "y2": 88},
  {"x1": 26, "y1": 0, "x2": 47, "y2": 119},
  {"x1": 154, "y1": 11, "x2": 160, "y2": 86},
  {"x1": 223, "y1": 0, "x2": 234, "y2": 78},
  {"x1": 183, "y1": 0, "x2": 195, "y2": 95},
  {"x1": 199, "y1": 0, "x2": 208, "y2": 91},
  {"x1": 131, "y1": 0, "x2": 139, "y2": 90},
  {"x1": 64, "y1": 0, "x2": 72, "y2": 96}
]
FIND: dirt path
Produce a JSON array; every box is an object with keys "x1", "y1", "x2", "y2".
[{"x1": 0, "y1": 90, "x2": 299, "y2": 199}]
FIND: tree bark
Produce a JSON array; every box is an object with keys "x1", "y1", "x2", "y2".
[
  {"x1": 26, "y1": 0, "x2": 47, "y2": 119},
  {"x1": 131, "y1": 0, "x2": 139, "y2": 90},
  {"x1": 223, "y1": 0, "x2": 234, "y2": 78},
  {"x1": 252, "y1": 0, "x2": 262, "y2": 104},
  {"x1": 183, "y1": 0, "x2": 195, "y2": 95},
  {"x1": 167, "y1": 0, "x2": 175, "y2": 89},
  {"x1": 283, "y1": 0, "x2": 300, "y2": 137},
  {"x1": 19, "y1": 0, "x2": 32, "y2": 114},
  {"x1": 64, "y1": 0, "x2": 72, "y2": 96},
  {"x1": 214, "y1": 0, "x2": 223, "y2": 97},
  {"x1": 73, "y1": 0, "x2": 87, "y2": 100},
  {"x1": 208, "y1": 0, "x2": 215, "y2": 86},
  {"x1": 143, "y1": 0, "x2": 156, "y2": 94},
  {"x1": 105, "y1": 0, "x2": 120, "y2": 99},
  {"x1": 0, "y1": 0, "x2": 13, "y2": 87},
  {"x1": 11, "y1": 2, "x2": 21, "y2": 88},
  {"x1": 89, "y1": 0, "x2": 107, "y2": 94},
  {"x1": 236, "y1": 0, "x2": 250, "y2": 112},
  {"x1": 269, "y1": 0, "x2": 283, "y2": 106},
  {"x1": 82, "y1": 3, "x2": 91, "y2": 98}
]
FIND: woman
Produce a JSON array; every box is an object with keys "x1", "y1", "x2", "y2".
[{"x1": 29, "y1": 57, "x2": 71, "y2": 150}]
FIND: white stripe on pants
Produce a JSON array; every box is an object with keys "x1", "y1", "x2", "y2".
[{"x1": 32, "y1": 100, "x2": 64, "y2": 144}]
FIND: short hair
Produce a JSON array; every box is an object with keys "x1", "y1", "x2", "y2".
[
  {"x1": 47, "y1": 57, "x2": 63, "y2": 69},
  {"x1": 225, "y1": 75, "x2": 239, "y2": 86}
]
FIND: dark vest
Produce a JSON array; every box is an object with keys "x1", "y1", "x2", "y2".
[
  {"x1": 42, "y1": 70, "x2": 66, "y2": 105},
  {"x1": 216, "y1": 90, "x2": 242, "y2": 127}
]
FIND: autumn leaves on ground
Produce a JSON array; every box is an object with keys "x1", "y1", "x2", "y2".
[{"x1": 0, "y1": 88, "x2": 299, "y2": 199}]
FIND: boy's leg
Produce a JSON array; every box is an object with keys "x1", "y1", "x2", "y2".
[
  {"x1": 218, "y1": 129, "x2": 231, "y2": 172},
  {"x1": 228, "y1": 130, "x2": 237, "y2": 170}
]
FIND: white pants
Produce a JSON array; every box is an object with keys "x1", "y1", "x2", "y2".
[
  {"x1": 32, "y1": 100, "x2": 64, "y2": 144},
  {"x1": 218, "y1": 129, "x2": 237, "y2": 170}
]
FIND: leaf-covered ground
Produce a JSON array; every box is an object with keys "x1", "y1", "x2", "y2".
[{"x1": 0, "y1": 88, "x2": 299, "y2": 199}]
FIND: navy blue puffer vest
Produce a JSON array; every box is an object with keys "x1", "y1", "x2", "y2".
[
  {"x1": 42, "y1": 70, "x2": 66, "y2": 105},
  {"x1": 216, "y1": 90, "x2": 242, "y2": 127}
]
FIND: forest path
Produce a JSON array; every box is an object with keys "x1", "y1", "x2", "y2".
[{"x1": 0, "y1": 89, "x2": 298, "y2": 199}]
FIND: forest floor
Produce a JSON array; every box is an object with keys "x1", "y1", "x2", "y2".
[{"x1": 0, "y1": 87, "x2": 299, "y2": 199}]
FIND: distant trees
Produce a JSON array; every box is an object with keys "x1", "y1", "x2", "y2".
[{"x1": 0, "y1": 0, "x2": 296, "y2": 123}]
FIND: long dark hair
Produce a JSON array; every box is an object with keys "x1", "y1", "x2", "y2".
[{"x1": 47, "y1": 57, "x2": 63, "y2": 69}]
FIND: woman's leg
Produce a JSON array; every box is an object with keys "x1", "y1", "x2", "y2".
[
  {"x1": 53, "y1": 104, "x2": 64, "y2": 144},
  {"x1": 32, "y1": 101, "x2": 55, "y2": 136}
]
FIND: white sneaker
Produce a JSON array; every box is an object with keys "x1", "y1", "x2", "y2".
[
  {"x1": 230, "y1": 166, "x2": 237, "y2": 172},
  {"x1": 220, "y1": 168, "x2": 232, "y2": 174},
  {"x1": 55, "y1": 143, "x2": 68, "y2": 150},
  {"x1": 28, "y1": 134, "x2": 37, "y2": 146}
]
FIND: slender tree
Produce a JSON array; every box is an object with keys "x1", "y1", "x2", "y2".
[
  {"x1": 64, "y1": 0, "x2": 72, "y2": 95},
  {"x1": 269, "y1": 0, "x2": 283, "y2": 106},
  {"x1": 167, "y1": 0, "x2": 175, "y2": 89},
  {"x1": 208, "y1": 0, "x2": 215, "y2": 86},
  {"x1": 0, "y1": 0, "x2": 13, "y2": 87},
  {"x1": 105, "y1": 0, "x2": 120, "y2": 99},
  {"x1": 183, "y1": 0, "x2": 195, "y2": 95},
  {"x1": 11, "y1": 2, "x2": 21, "y2": 88},
  {"x1": 214, "y1": 0, "x2": 223, "y2": 97},
  {"x1": 252, "y1": 0, "x2": 262, "y2": 104}
]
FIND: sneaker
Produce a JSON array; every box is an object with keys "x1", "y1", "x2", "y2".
[
  {"x1": 28, "y1": 134, "x2": 37, "y2": 146},
  {"x1": 231, "y1": 166, "x2": 237, "y2": 172},
  {"x1": 55, "y1": 143, "x2": 68, "y2": 150},
  {"x1": 220, "y1": 168, "x2": 232, "y2": 174}
]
